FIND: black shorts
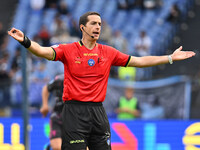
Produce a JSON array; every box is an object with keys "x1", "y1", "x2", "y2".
[
  {"x1": 61, "y1": 100, "x2": 111, "y2": 150},
  {"x1": 49, "y1": 111, "x2": 63, "y2": 140}
]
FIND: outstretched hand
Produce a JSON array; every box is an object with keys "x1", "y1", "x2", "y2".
[
  {"x1": 7, "y1": 27, "x2": 24, "y2": 42},
  {"x1": 171, "y1": 46, "x2": 196, "y2": 61}
]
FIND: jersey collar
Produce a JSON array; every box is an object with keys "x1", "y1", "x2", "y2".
[
  {"x1": 78, "y1": 40, "x2": 84, "y2": 46},
  {"x1": 78, "y1": 40, "x2": 98, "y2": 49}
]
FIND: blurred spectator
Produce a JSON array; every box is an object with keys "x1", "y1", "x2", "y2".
[
  {"x1": 68, "y1": 17, "x2": 81, "y2": 38},
  {"x1": 46, "y1": 61, "x2": 64, "y2": 79},
  {"x1": 0, "y1": 52, "x2": 11, "y2": 107},
  {"x1": 31, "y1": 53, "x2": 45, "y2": 69},
  {"x1": 57, "y1": 0, "x2": 70, "y2": 16},
  {"x1": 0, "y1": 48, "x2": 8, "y2": 63},
  {"x1": 29, "y1": 62, "x2": 50, "y2": 107},
  {"x1": 10, "y1": 47, "x2": 21, "y2": 71},
  {"x1": 30, "y1": 0, "x2": 45, "y2": 12},
  {"x1": 134, "y1": 30, "x2": 152, "y2": 56},
  {"x1": 115, "y1": 87, "x2": 141, "y2": 119},
  {"x1": 157, "y1": 3, "x2": 181, "y2": 26},
  {"x1": 141, "y1": 96, "x2": 165, "y2": 119},
  {"x1": 0, "y1": 23, "x2": 9, "y2": 58},
  {"x1": 9, "y1": 48, "x2": 33, "y2": 106},
  {"x1": 31, "y1": 62, "x2": 50, "y2": 83},
  {"x1": 0, "y1": 52, "x2": 10, "y2": 77},
  {"x1": 110, "y1": 30, "x2": 127, "y2": 54},
  {"x1": 44, "y1": 0, "x2": 58, "y2": 9},
  {"x1": 32, "y1": 34, "x2": 43, "y2": 46},
  {"x1": 10, "y1": 48, "x2": 33, "y2": 83},
  {"x1": 38, "y1": 25, "x2": 51, "y2": 46},
  {"x1": 110, "y1": 30, "x2": 132, "y2": 80},
  {"x1": 117, "y1": 0, "x2": 143, "y2": 10},
  {"x1": 109, "y1": 30, "x2": 128, "y2": 78},
  {"x1": 143, "y1": 0, "x2": 162, "y2": 9},
  {"x1": 134, "y1": 0, "x2": 145, "y2": 9},
  {"x1": 134, "y1": 30, "x2": 153, "y2": 81},
  {"x1": 117, "y1": 0, "x2": 162, "y2": 10},
  {"x1": 0, "y1": 22, "x2": 6, "y2": 47},
  {"x1": 109, "y1": 66, "x2": 118, "y2": 78},
  {"x1": 10, "y1": 67, "x2": 22, "y2": 106},
  {"x1": 117, "y1": 0, "x2": 135, "y2": 10},
  {"x1": 99, "y1": 20, "x2": 112, "y2": 44},
  {"x1": 50, "y1": 13, "x2": 70, "y2": 44},
  {"x1": 118, "y1": 66, "x2": 136, "y2": 81},
  {"x1": 166, "y1": 4, "x2": 181, "y2": 24},
  {"x1": 113, "y1": 29, "x2": 134, "y2": 81},
  {"x1": 10, "y1": 47, "x2": 33, "y2": 77}
]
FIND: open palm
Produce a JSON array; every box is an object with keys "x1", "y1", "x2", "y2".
[{"x1": 172, "y1": 46, "x2": 196, "y2": 61}]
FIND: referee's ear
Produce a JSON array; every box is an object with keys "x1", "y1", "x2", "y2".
[{"x1": 80, "y1": 25, "x2": 84, "y2": 32}]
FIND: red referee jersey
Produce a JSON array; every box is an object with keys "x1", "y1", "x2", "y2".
[{"x1": 51, "y1": 41, "x2": 131, "y2": 102}]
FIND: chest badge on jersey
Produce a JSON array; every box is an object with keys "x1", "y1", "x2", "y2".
[{"x1": 88, "y1": 59, "x2": 95, "y2": 66}]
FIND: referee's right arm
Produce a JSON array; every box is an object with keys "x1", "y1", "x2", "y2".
[{"x1": 8, "y1": 27, "x2": 54, "y2": 60}]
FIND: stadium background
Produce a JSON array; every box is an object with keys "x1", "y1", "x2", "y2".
[{"x1": 0, "y1": 0, "x2": 200, "y2": 149}]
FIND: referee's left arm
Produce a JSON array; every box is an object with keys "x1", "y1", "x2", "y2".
[{"x1": 128, "y1": 46, "x2": 195, "y2": 67}]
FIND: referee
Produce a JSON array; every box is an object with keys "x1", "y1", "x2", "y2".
[{"x1": 8, "y1": 11, "x2": 195, "y2": 150}]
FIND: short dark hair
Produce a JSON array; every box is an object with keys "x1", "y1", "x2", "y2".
[{"x1": 79, "y1": 11, "x2": 100, "y2": 27}]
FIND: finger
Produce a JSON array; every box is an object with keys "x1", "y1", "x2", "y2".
[
  {"x1": 11, "y1": 27, "x2": 16, "y2": 31},
  {"x1": 177, "y1": 46, "x2": 183, "y2": 51},
  {"x1": 187, "y1": 51, "x2": 196, "y2": 57},
  {"x1": 8, "y1": 31, "x2": 15, "y2": 37},
  {"x1": 12, "y1": 30, "x2": 17, "y2": 33},
  {"x1": 8, "y1": 30, "x2": 13, "y2": 34},
  {"x1": 8, "y1": 30, "x2": 15, "y2": 36},
  {"x1": 7, "y1": 31, "x2": 11, "y2": 35},
  {"x1": 9, "y1": 27, "x2": 15, "y2": 32},
  {"x1": 9, "y1": 28, "x2": 17, "y2": 34}
]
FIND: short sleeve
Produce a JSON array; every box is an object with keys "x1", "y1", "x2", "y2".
[
  {"x1": 106, "y1": 46, "x2": 130, "y2": 67},
  {"x1": 51, "y1": 44, "x2": 64, "y2": 62}
]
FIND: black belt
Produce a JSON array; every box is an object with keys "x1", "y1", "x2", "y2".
[{"x1": 64, "y1": 100, "x2": 102, "y2": 106}]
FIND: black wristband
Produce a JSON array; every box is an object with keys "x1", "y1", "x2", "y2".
[{"x1": 20, "y1": 35, "x2": 31, "y2": 48}]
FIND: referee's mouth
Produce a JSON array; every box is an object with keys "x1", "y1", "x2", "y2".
[{"x1": 93, "y1": 31, "x2": 100, "y2": 37}]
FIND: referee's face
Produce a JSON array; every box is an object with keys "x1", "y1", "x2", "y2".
[{"x1": 86, "y1": 15, "x2": 101, "y2": 40}]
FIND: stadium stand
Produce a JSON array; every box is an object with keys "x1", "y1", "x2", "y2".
[{"x1": 7, "y1": 0, "x2": 194, "y2": 56}]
